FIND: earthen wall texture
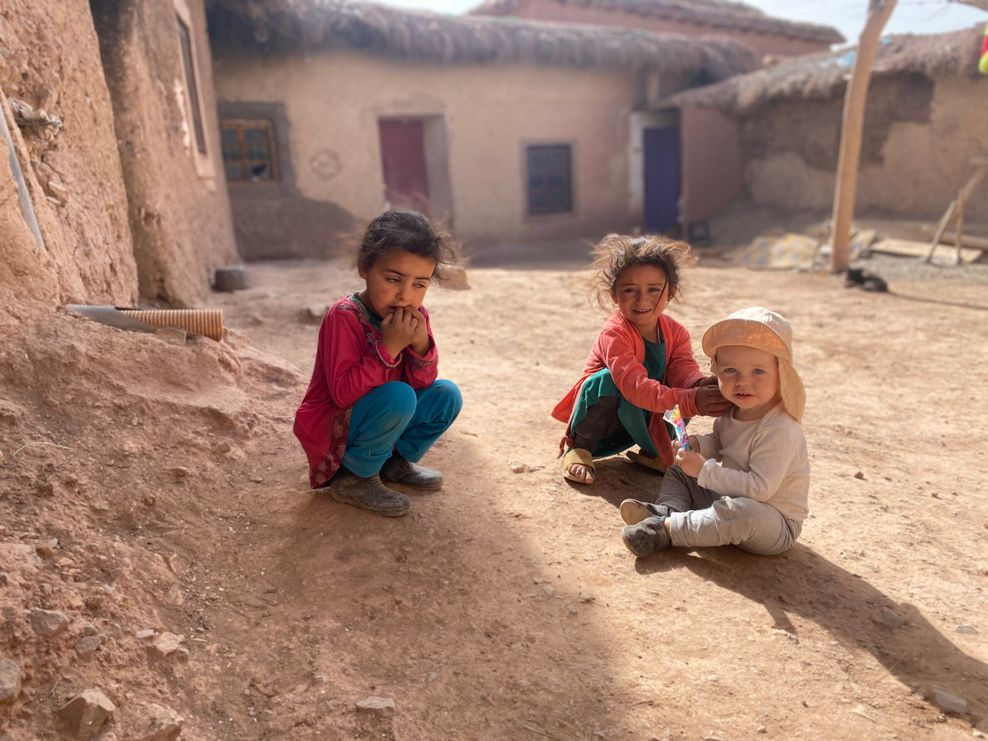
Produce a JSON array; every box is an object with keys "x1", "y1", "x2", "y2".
[
  {"x1": 741, "y1": 74, "x2": 988, "y2": 222},
  {"x1": 0, "y1": 0, "x2": 139, "y2": 318},
  {"x1": 213, "y1": 48, "x2": 639, "y2": 252},
  {"x1": 91, "y1": 0, "x2": 238, "y2": 306}
]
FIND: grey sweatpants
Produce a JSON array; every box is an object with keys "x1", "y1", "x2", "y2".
[{"x1": 656, "y1": 466, "x2": 802, "y2": 555}]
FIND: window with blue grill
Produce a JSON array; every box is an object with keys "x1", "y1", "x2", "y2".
[
  {"x1": 526, "y1": 144, "x2": 572, "y2": 215},
  {"x1": 220, "y1": 120, "x2": 278, "y2": 182}
]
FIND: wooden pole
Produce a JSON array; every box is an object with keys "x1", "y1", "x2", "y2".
[
  {"x1": 925, "y1": 163, "x2": 988, "y2": 262},
  {"x1": 830, "y1": 0, "x2": 897, "y2": 273}
]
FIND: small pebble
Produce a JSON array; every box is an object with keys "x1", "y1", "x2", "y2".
[
  {"x1": 510, "y1": 464, "x2": 526, "y2": 474},
  {"x1": 956, "y1": 624, "x2": 978, "y2": 635},
  {"x1": 931, "y1": 688, "x2": 967, "y2": 715},
  {"x1": 881, "y1": 608, "x2": 906, "y2": 629},
  {"x1": 356, "y1": 695, "x2": 395, "y2": 713}
]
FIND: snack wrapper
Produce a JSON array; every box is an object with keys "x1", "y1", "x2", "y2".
[{"x1": 663, "y1": 405, "x2": 690, "y2": 451}]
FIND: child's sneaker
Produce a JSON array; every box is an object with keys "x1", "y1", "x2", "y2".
[
  {"x1": 329, "y1": 472, "x2": 411, "y2": 517},
  {"x1": 619, "y1": 499, "x2": 672, "y2": 525},
  {"x1": 621, "y1": 516, "x2": 671, "y2": 557},
  {"x1": 380, "y1": 454, "x2": 443, "y2": 490}
]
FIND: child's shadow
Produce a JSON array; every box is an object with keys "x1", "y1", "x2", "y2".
[
  {"x1": 636, "y1": 544, "x2": 987, "y2": 722},
  {"x1": 563, "y1": 456, "x2": 663, "y2": 506}
]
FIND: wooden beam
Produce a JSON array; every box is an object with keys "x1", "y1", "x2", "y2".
[
  {"x1": 924, "y1": 165, "x2": 988, "y2": 262},
  {"x1": 830, "y1": 0, "x2": 897, "y2": 273},
  {"x1": 920, "y1": 226, "x2": 988, "y2": 251}
]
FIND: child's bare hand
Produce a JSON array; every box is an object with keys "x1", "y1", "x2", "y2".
[
  {"x1": 695, "y1": 385, "x2": 732, "y2": 416},
  {"x1": 381, "y1": 307, "x2": 420, "y2": 358},
  {"x1": 674, "y1": 443, "x2": 705, "y2": 478},
  {"x1": 407, "y1": 307, "x2": 430, "y2": 355}
]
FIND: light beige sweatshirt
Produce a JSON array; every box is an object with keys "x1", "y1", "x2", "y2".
[{"x1": 693, "y1": 403, "x2": 810, "y2": 522}]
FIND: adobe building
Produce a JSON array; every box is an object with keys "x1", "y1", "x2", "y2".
[
  {"x1": 206, "y1": 0, "x2": 759, "y2": 259},
  {"x1": 669, "y1": 26, "x2": 988, "y2": 228},
  {"x1": 471, "y1": 0, "x2": 844, "y2": 63},
  {"x1": 469, "y1": 0, "x2": 846, "y2": 242},
  {"x1": 0, "y1": 0, "x2": 237, "y2": 318}
]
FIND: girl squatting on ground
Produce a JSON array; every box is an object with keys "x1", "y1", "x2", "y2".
[
  {"x1": 620, "y1": 307, "x2": 810, "y2": 557},
  {"x1": 552, "y1": 235, "x2": 731, "y2": 485},
  {"x1": 293, "y1": 210, "x2": 463, "y2": 517}
]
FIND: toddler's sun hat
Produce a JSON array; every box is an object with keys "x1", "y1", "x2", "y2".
[{"x1": 701, "y1": 306, "x2": 805, "y2": 422}]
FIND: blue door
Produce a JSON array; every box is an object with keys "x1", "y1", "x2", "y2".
[{"x1": 643, "y1": 127, "x2": 679, "y2": 233}]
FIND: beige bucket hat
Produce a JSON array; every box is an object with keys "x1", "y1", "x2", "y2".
[{"x1": 701, "y1": 306, "x2": 806, "y2": 422}]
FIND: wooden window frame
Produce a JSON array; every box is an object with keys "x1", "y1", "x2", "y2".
[
  {"x1": 172, "y1": 0, "x2": 214, "y2": 182},
  {"x1": 221, "y1": 119, "x2": 279, "y2": 183},
  {"x1": 176, "y1": 15, "x2": 207, "y2": 155},
  {"x1": 526, "y1": 143, "x2": 573, "y2": 216}
]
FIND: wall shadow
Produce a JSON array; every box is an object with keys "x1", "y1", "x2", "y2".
[
  {"x1": 241, "y1": 431, "x2": 631, "y2": 739},
  {"x1": 634, "y1": 543, "x2": 987, "y2": 723}
]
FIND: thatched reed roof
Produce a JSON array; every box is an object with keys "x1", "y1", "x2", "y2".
[
  {"x1": 668, "y1": 26, "x2": 985, "y2": 114},
  {"x1": 207, "y1": 0, "x2": 757, "y2": 81},
  {"x1": 470, "y1": 0, "x2": 843, "y2": 44}
]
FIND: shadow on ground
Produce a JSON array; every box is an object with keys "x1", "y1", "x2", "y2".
[{"x1": 634, "y1": 543, "x2": 987, "y2": 724}]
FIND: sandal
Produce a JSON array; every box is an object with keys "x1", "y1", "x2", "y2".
[
  {"x1": 561, "y1": 448, "x2": 595, "y2": 484},
  {"x1": 625, "y1": 449, "x2": 666, "y2": 474}
]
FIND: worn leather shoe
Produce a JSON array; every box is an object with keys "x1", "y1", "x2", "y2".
[
  {"x1": 619, "y1": 499, "x2": 673, "y2": 525},
  {"x1": 621, "y1": 516, "x2": 671, "y2": 557},
  {"x1": 380, "y1": 454, "x2": 444, "y2": 490},
  {"x1": 328, "y1": 472, "x2": 411, "y2": 517}
]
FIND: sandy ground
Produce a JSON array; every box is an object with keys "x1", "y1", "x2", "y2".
[{"x1": 1, "y1": 250, "x2": 987, "y2": 739}]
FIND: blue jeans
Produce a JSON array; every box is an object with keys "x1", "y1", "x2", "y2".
[{"x1": 343, "y1": 380, "x2": 462, "y2": 478}]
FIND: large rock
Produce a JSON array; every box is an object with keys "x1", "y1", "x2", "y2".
[
  {"x1": 56, "y1": 689, "x2": 116, "y2": 740},
  {"x1": 0, "y1": 658, "x2": 21, "y2": 704},
  {"x1": 29, "y1": 608, "x2": 69, "y2": 637},
  {"x1": 151, "y1": 632, "x2": 184, "y2": 658},
  {"x1": 128, "y1": 702, "x2": 184, "y2": 741}
]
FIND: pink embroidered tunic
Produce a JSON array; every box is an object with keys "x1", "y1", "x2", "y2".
[{"x1": 293, "y1": 295, "x2": 439, "y2": 488}]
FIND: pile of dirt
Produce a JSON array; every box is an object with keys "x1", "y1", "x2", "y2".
[{"x1": 0, "y1": 313, "x2": 303, "y2": 739}]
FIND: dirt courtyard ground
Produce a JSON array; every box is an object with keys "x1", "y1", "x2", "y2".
[
  {"x1": 2, "y1": 250, "x2": 987, "y2": 739},
  {"x1": 208, "y1": 251, "x2": 988, "y2": 739}
]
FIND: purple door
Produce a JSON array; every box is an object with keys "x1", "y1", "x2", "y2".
[{"x1": 643, "y1": 127, "x2": 679, "y2": 233}]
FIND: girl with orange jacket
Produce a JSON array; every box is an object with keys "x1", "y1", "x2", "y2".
[{"x1": 552, "y1": 235, "x2": 731, "y2": 485}]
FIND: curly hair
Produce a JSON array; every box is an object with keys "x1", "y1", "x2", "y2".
[
  {"x1": 588, "y1": 234, "x2": 695, "y2": 309},
  {"x1": 357, "y1": 210, "x2": 459, "y2": 276}
]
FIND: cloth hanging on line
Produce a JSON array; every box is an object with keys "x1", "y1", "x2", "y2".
[{"x1": 980, "y1": 22, "x2": 988, "y2": 74}]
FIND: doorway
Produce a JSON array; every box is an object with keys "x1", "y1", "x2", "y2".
[
  {"x1": 643, "y1": 125, "x2": 680, "y2": 234},
  {"x1": 378, "y1": 119, "x2": 430, "y2": 214}
]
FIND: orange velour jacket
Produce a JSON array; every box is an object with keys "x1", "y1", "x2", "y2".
[{"x1": 551, "y1": 311, "x2": 706, "y2": 468}]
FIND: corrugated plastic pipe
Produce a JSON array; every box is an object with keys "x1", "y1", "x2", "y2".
[{"x1": 65, "y1": 306, "x2": 224, "y2": 341}]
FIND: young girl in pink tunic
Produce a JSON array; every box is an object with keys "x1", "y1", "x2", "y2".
[{"x1": 293, "y1": 211, "x2": 462, "y2": 517}]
